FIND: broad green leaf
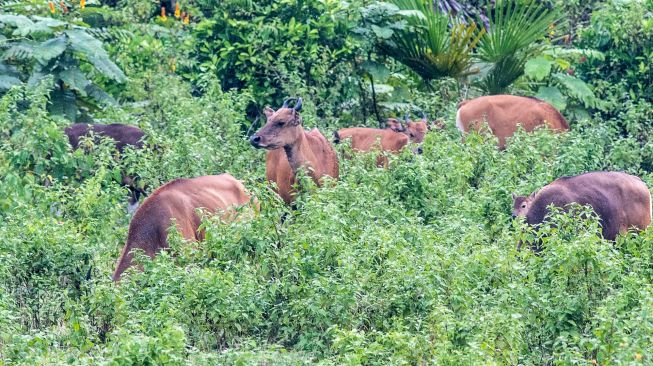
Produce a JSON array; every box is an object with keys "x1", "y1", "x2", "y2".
[
  {"x1": 85, "y1": 84, "x2": 117, "y2": 106},
  {"x1": 65, "y1": 29, "x2": 105, "y2": 55},
  {"x1": 0, "y1": 75, "x2": 22, "y2": 90},
  {"x1": 554, "y1": 73, "x2": 596, "y2": 107},
  {"x1": 371, "y1": 25, "x2": 394, "y2": 39},
  {"x1": 49, "y1": 87, "x2": 78, "y2": 122},
  {"x1": 34, "y1": 36, "x2": 67, "y2": 65},
  {"x1": 536, "y1": 86, "x2": 567, "y2": 111},
  {"x1": 66, "y1": 29, "x2": 126, "y2": 82},
  {"x1": 27, "y1": 69, "x2": 48, "y2": 87},
  {"x1": 362, "y1": 61, "x2": 391, "y2": 83},
  {"x1": 0, "y1": 61, "x2": 19, "y2": 76},
  {"x1": 60, "y1": 68, "x2": 90, "y2": 96},
  {"x1": 0, "y1": 14, "x2": 34, "y2": 31},
  {"x1": 0, "y1": 15, "x2": 54, "y2": 36},
  {"x1": 524, "y1": 56, "x2": 552, "y2": 81},
  {"x1": 2, "y1": 42, "x2": 35, "y2": 61}
]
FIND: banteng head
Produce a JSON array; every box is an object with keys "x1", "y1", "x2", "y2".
[
  {"x1": 512, "y1": 192, "x2": 535, "y2": 218},
  {"x1": 404, "y1": 112, "x2": 429, "y2": 143},
  {"x1": 387, "y1": 112, "x2": 430, "y2": 143},
  {"x1": 250, "y1": 98, "x2": 303, "y2": 150}
]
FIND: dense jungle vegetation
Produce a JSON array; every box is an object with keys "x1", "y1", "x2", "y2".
[{"x1": 1, "y1": 0, "x2": 653, "y2": 364}]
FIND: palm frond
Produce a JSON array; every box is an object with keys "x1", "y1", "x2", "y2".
[
  {"x1": 475, "y1": 0, "x2": 559, "y2": 94},
  {"x1": 380, "y1": 0, "x2": 485, "y2": 80}
]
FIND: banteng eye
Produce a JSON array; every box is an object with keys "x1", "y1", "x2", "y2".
[{"x1": 521, "y1": 203, "x2": 527, "y2": 208}]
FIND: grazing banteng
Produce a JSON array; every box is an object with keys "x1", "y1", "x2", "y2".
[
  {"x1": 512, "y1": 171, "x2": 651, "y2": 246},
  {"x1": 456, "y1": 95, "x2": 569, "y2": 148},
  {"x1": 249, "y1": 98, "x2": 339, "y2": 204},
  {"x1": 64, "y1": 123, "x2": 147, "y2": 212},
  {"x1": 112, "y1": 174, "x2": 255, "y2": 281}
]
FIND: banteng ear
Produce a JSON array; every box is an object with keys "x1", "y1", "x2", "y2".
[
  {"x1": 264, "y1": 107, "x2": 274, "y2": 118},
  {"x1": 387, "y1": 118, "x2": 405, "y2": 132},
  {"x1": 511, "y1": 192, "x2": 517, "y2": 201}
]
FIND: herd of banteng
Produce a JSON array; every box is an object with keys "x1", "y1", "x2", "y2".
[{"x1": 62, "y1": 95, "x2": 652, "y2": 281}]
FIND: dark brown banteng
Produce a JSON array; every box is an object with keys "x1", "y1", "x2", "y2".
[
  {"x1": 456, "y1": 95, "x2": 569, "y2": 148},
  {"x1": 113, "y1": 174, "x2": 254, "y2": 281},
  {"x1": 249, "y1": 98, "x2": 339, "y2": 204},
  {"x1": 512, "y1": 171, "x2": 651, "y2": 244},
  {"x1": 64, "y1": 123, "x2": 147, "y2": 212},
  {"x1": 65, "y1": 123, "x2": 145, "y2": 152}
]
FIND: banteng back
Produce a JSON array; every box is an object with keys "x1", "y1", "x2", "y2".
[
  {"x1": 457, "y1": 95, "x2": 569, "y2": 148},
  {"x1": 64, "y1": 123, "x2": 147, "y2": 212}
]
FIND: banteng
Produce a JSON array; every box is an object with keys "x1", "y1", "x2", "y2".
[
  {"x1": 456, "y1": 95, "x2": 569, "y2": 149},
  {"x1": 249, "y1": 98, "x2": 339, "y2": 204},
  {"x1": 65, "y1": 123, "x2": 147, "y2": 212},
  {"x1": 113, "y1": 174, "x2": 255, "y2": 281},
  {"x1": 512, "y1": 171, "x2": 651, "y2": 246},
  {"x1": 334, "y1": 114, "x2": 433, "y2": 164}
]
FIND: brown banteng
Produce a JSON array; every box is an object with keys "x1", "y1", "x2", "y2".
[
  {"x1": 249, "y1": 98, "x2": 339, "y2": 204},
  {"x1": 112, "y1": 174, "x2": 255, "y2": 281},
  {"x1": 334, "y1": 125, "x2": 409, "y2": 153},
  {"x1": 456, "y1": 95, "x2": 569, "y2": 148},
  {"x1": 512, "y1": 171, "x2": 651, "y2": 246},
  {"x1": 333, "y1": 115, "x2": 433, "y2": 165},
  {"x1": 65, "y1": 123, "x2": 147, "y2": 212},
  {"x1": 386, "y1": 115, "x2": 429, "y2": 144}
]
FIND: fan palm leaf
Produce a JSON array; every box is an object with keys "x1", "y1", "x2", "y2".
[
  {"x1": 380, "y1": 0, "x2": 484, "y2": 80},
  {"x1": 476, "y1": 0, "x2": 559, "y2": 93}
]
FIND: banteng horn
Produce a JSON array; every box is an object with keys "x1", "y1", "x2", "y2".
[
  {"x1": 282, "y1": 97, "x2": 298, "y2": 108},
  {"x1": 294, "y1": 98, "x2": 302, "y2": 111}
]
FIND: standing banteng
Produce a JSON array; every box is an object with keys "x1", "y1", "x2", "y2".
[
  {"x1": 456, "y1": 95, "x2": 569, "y2": 149},
  {"x1": 512, "y1": 171, "x2": 651, "y2": 245},
  {"x1": 249, "y1": 98, "x2": 339, "y2": 204},
  {"x1": 113, "y1": 174, "x2": 255, "y2": 281}
]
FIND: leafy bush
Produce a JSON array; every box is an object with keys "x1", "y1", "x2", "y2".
[
  {"x1": 0, "y1": 14, "x2": 126, "y2": 121},
  {"x1": 187, "y1": 0, "x2": 365, "y2": 119},
  {"x1": 523, "y1": 46, "x2": 601, "y2": 117},
  {"x1": 1, "y1": 1, "x2": 653, "y2": 365}
]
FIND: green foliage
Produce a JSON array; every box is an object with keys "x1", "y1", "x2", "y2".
[
  {"x1": 577, "y1": 0, "x2": 653, "y2": 105},
  {"x1": 2, "y1": 71, "x2": 653, "y2": 363},
  {"x1": 522, "y1": 46, "x2": 601, "y2": 115},
  {"x1": 474, "y1": 0, "x2": 560, "y2": 93},
  {"x1": 367, "y1": 0, "x2": 559, "y2": 95},
  {"x1": 1, "y1": 1, "x2": 653, "y2": 364},
  {"x1": 187, "y1": 0, "x2": 363, "y2": 118},
  {"x1": 0, "y1": 14, "x2": 125, "y2": 121},
  {"x1": 364, "y1": 0, "x2": 484, "y2": 80}
]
